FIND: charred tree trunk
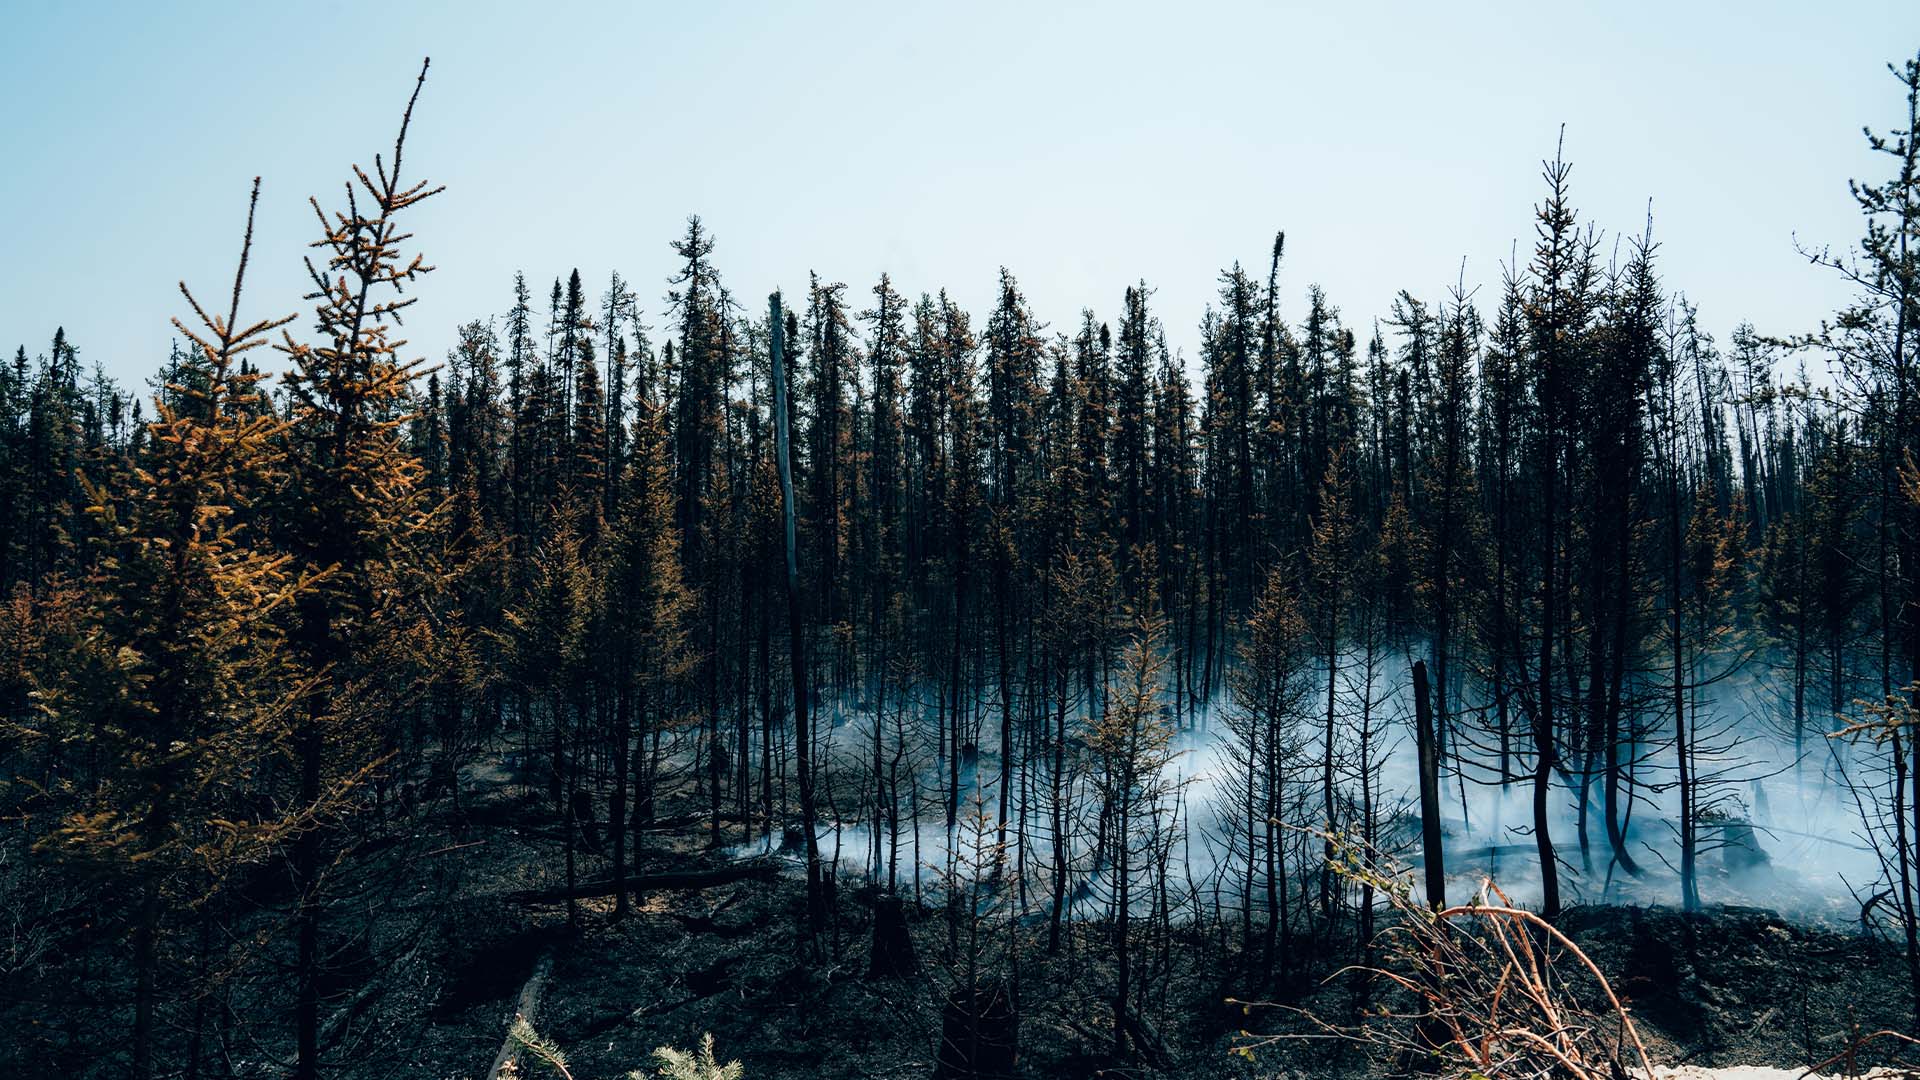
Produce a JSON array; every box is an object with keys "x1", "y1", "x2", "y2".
[
  {"x1": 1413, "y1": 660, "x2": 1445, "y2": 910},
  {"x1": 611, "y1": 685, "x2": 631, "y2": 919},
  {"x1": 1536, "y1": 424, "x2": 1562, "y2": 921},
  {"x1": 772, "y1": 292, "x2": 826, "y2": 942}
]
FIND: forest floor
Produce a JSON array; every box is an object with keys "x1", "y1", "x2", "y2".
[{"x1": 392, "y1": 753, "x2": 1917, "y2": 1080}]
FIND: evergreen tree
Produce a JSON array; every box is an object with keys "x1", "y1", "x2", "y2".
[
  {"x1": 272, "y1": 62, "x2": 447, "y2": 1078},
  {"x1": 25, "y1": 182, "x2": 313, "y2": 1080}
]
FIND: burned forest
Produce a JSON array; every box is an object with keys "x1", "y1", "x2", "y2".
[{"x1": 6, "y1": 25, "x2": 1920, "y2": 1080}]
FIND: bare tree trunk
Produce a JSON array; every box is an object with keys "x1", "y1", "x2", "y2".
[
  {"x1": 771, "y1": 293, "x2": 826, "y2": 942},
  {"x1": 133, "y1": 874, "x2": 158, "y2": 1080},
  {"x1": 1673, "y1": 452, "x2": 1699, "y2": 912},
  {"x1": 1536, "y1": 422, "x2": 1562, "y2": 920},
  {"x1": 295, "y1": 690, "x2": 323, "y2": 1080},
  {"x1": 1414, "y1": 660, "x2": 1445, "y2": 910},
  {"x1": 611, "y1": 685, "x2": 631, "y2": 919}
]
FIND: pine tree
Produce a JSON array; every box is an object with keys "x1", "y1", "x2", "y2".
[
  {"x1": 603, "y1": 396, "x2": 693, "y2": 916},
  {"x1": 1521, "y1": 134, "x2": 1599, "y2": 919},
  {"x1": 272, "y1": 61, "x2": 446, "y2": 1079},
  {"x1": 1307, "y1": 444, "x2": 1354, "y2": 925},
  {"x1": 803, "y1": 273, "x2": 859, "y2": 646},
  {"x1": 1113, "y1": 283, "x2": 1158, "y2": 602},
  {"x1": 1421, "y1": 279, "x2": 1482, "y2": 769},
  {"x1": 1085, "y1": 612, "x2": 1178, "y2": 1059},
  {"x1": 1220, "y1": 563, "x2": 1309, "y2": 975},
  {"x1": 24, "y1": 180, "x2": 315, "y2": 1079}
]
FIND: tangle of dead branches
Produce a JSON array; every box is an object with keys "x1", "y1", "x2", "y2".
[
  {"x1": 1236, "y1": 838, "x2": 1653, "y2": 1080},
  {"x1": 1798, "y1": 1026, "x2": 1920, "y2": 1080}
]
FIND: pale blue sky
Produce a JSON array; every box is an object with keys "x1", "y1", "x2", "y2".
[{"x1": 3, "y1": 1, "x2": 1915, "y2": 389}]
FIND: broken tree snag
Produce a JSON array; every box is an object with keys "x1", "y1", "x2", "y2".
[
  {"x1": 1413, "y1": 659, "x2": 1446, "y2": 910},
  {"x1": 503, "y1": 861, "x2": 779, "y2": 905},
  {"x1": 868, "y1": 893, "x2": 918, "y2": 978},
  {"x1": 484, "y1": 949, "x2": 553, "y2": 1080}
]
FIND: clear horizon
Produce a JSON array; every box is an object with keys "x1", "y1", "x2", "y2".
[{"x1": 3, "y1": 0, "x2": 1914, "y2": 390}]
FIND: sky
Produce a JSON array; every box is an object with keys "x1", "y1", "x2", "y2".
[{"x1": 3, "y1": 1, "x2": 1917, "y2": 393}]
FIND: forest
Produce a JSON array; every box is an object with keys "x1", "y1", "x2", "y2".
[{"x1": 5, "y1": 44, "x2": 1920, "y2": 1080}]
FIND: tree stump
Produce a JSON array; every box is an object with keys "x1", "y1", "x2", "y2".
[
  {"x1": 868, "y1": 894, "x2": 918, "y2": 978},
  {"x1": 1720, "y1": 818, "x2": 1771, "y2": 873}
]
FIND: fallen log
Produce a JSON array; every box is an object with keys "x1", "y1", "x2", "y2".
[
  {"x1": 577, "y1": 959, "x2": 737, "y2": 1040},
  {"x1": 484, "y1": 948, "x2": 554, "y2": 1080},
  {"x1": 668, "y1": 893, "x2": 763, "y2": 938},
  {"x1": 1122, "y1": 1004, "x2": 1174, "y2": 1069},
  {"x1": 503, "y1": 861, "x2": 780, "y2": 905},
  {"x1": 633, "y1": 810, "x2": 764, "y2": 832}
]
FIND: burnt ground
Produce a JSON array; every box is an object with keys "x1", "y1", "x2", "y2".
[
  {"x1": 391, "y1": 758, "x2": 1919, "y2": 1080},
  {"x1": 17, "y1": 750, "x2": 1907, "y2": 1079},
  {"x1": 426, "y1": 894, "x2": 1916, "y2": 1080},
  {"x1": 1556, "y1": 904, "x2": 1914, "y2": 1073}
]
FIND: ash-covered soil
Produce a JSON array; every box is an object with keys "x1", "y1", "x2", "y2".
[{"x1": 395, "y1": 765, "x2": 1916, "y2": 1080}]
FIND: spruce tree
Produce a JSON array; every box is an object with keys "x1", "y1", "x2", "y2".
[
  {"x1": 26, "y1": 180, "x2": 312, "y2": 1080},
  {"x1": 272, "y1": 61, "x2": 446, "y2": 1078}
]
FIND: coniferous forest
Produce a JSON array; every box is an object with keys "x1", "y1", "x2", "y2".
[{"x1": 9, "y1": 35, "x2": 1920, "y2": 1080}]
